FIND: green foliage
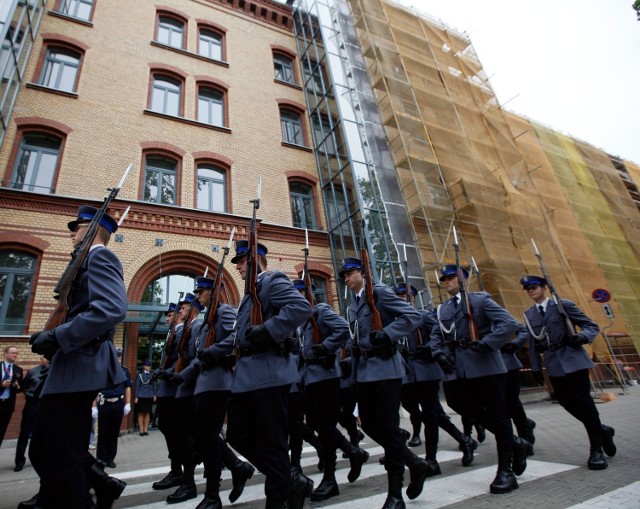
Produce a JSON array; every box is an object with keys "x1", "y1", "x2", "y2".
[{"x1": 634, "y1": 0, "x2": 640, "y2": 20}]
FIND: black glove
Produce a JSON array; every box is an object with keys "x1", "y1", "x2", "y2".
[
  {"x1": 197, "y1": 348, "x2": 215, "y2": 366},
  {"x1": 30, "y1": 330, "x2": 60, "y2": 360},
  {"x1": 339, "y1": 359, "x2": 352, "y2": 379},
  {"x1": 566, "y1": 333, "x2": 588, "y2": 347},
  {"x1": 435, "y1": 352, "x2": 455, "y2": 375},
  {"x1": 369, "y1": 330, "x2": 391, "y2": 347},
  {"x1": 500, "y1": 342, "x2": 518, "y2": 354},
  {"x1": 168, "y1": 373, "x2": 184, "y2": 386},
  {"x1": 532, "y1": 370, "x2": 545, "y2": 386},
  {"x1": 154, "y1": 369, "x2": 169, "y2": 381},
  {"x1": 312, "y1": 344, "x2": 330, "y2": 358},
  {"x1": 469, "y1": 341, "x2": 490, "y2": 353},
  {"x1": 246, "y1": 324, "x2": 273, "y2": 349}
]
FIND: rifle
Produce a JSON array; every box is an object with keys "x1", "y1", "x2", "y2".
[
  {"x1": 162, "y1": 279, "x2": 188, "y2": 371},
  {"x1": 302, "y1": 228, "x2": 322, "y2": 345},
  {"x1": 175, "y1": 292, "x2": 201, "y2": 373},
  {"x1": 401, "y1": 244, "x2": 422, "y2": 346},
  {"x1": 531, "y1": 239, "x2": 576, "y2": 335},
  {"x1": 45, "y1": 164, "x2": 132, "y2": 330},
  {"x1": 360, "y1": 220, "x2": 383, "y2": 331},
  {"x1": 471, "y1": 256, "x2": 486, "y2": 292},
  {"x1": 453, "y1": 226, "x2": 478, "y2": 341},
  {"x1": 203, "y1": 228, "x2": 235, "y2": 348},
  {"x1": 434, "y1": 270, "x2": 444, "y2": 304},
  {"x1": 245, "y1": 178, "x2": 263, "y2": 327}
]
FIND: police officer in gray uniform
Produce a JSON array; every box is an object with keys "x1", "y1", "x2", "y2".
[
  {"x1": 292, "y1": 279, "x2": 368, "y2": 502},
  {"x1": 164, "y1": 292, "x2": 204, "y2": 503},
  {"x1": 517, "y1": 275, "x2": 616, "y2": 470},
  {"x1": 152, "y1": 302, "x2": 185, "y2": 491},
  {"x1": 227, "y1": 240, "x2": 313, "y2": 509},
  {"x1": 430, "y1": 265, "x2": 530, "y2": 495},
  {"x1": 341, "y1": 258, "x2": 432, "y2": 509},
  {"x1": 29, "y1": 205, "x2": 128, "y2": 509}
]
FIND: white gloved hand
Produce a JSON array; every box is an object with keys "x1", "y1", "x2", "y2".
[
  {"x1": 123, "y1": 403, "x2": 131, "y2": 416},
  {"x1": 91, "y1": 406, "x2": 98, "y2": 419}
]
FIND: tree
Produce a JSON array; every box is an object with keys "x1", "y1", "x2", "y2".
[{"x1": 634, "y1": 0, "x2": 640, "y2": 21}]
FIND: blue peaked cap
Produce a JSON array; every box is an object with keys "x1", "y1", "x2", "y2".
[
  {"x1": 520, "y1": 275, "x2": 547, "y2": 288},
  {"x1": 394, "y1": 282, "x2": 417, "y2": 296},
  {"x1": 440, "y1": 264, "x2": 469, "y2": 281},
  {"x1": 339, "y1": 257, "x2": 364, "y2": 278},
  {"x1": 231, "y1": 240, "x2": 268, "y2": 264},
  {"x1": 67, "y1": 205, "x2": 118, "y2": 234},
  {"x1": 163, "y1": 302, "x2": 177, "y2": 315},
  {"x1": 293, "y1": 278, "x2": 316, "y2": 291}
]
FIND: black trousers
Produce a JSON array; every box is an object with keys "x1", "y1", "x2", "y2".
[
  {"x1": 412, "y1": 380, "x2": 441, "y2": 455},
  {"x1": 338, "y1": 386, "x2": 359, "y2": 442},
  {"x1": 0, "y1": 398, "x2": 13, "y2": 446},
  {"x1": 457, "y1": 374, "x2": 513, "y2": 453},
  {"x1": 97, "y1": 399, "x2": 124, "y2": 463},
  {"x1": 157, "y1": 396, "x2": 181, "y2": 468},
  {"x1": 356, "y1": 379, "x2": 405, "y2": 475},
  {"x1": 505, "y1": 369, "x2": 529, "y2": 437},
  {"x1": 15, "y1": 397, "x2": 40, "y2": 465},
  {"x1": 288, "y1": 391, "x2": 306, "y2": 466},
  {"x1": 227, "y1": 385, "x2": 290, "y2": 504},
  {"x1": 400, "y1": 382, "x2": 423, "y2": 433},
  {"x1": 174, "y1": 396, "x2": 197, "y2": 472},
  {"x1": 30, "y1": 391, "x2": 97, "y2": 509},
  {"x1": 550, "y1": 369, "x2": 602, "y2": 449},
  {"x1": 194, "y1": 391, "x2": 229, "y2": 484},
  {"x1": 305, "y1": 378, "x2": 342, "y2": 466}
]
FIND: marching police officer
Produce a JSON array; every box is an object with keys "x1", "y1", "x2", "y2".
[
  {"x1": 341, "y1": 257, "x2": 432, "y2": 508},
  {"x1": 517, "y1": 275, "x2": 616, "y2": 469},
  {"x1": 227, "y1": 240, "x2": 313, "y2": 509},
  {"x1": 430, "y1": 265, "x2": 530, "y2": 494}
]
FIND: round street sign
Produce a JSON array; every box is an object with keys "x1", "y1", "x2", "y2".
[{"x1": 592, "y1": 288, "x2": 611, "y2": 303}]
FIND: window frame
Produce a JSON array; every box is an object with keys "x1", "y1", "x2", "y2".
[
  {"x1": 155, "y1": 14, "x2": 186, "y2": 50},
  {"x1": 142, "y1": 154, "x2": 180, "y2": 206},
  {"x1": 56, "y1": 0, "x2": 95, "y2": 22},
  {"x1": 37, "y1": 44, "x2": 83, "y2": 93},
  {"x1": 0, "y1": 249, "x2": 38, "y2": 335},
  {"x1": 280, "y1": 109, "x2": 304, "y2": 146},
  {"x1": 196, "y1": 164, "x2": 227, "y2": 213},
  {"x1": 149, "y1": 73, "x2": 184, "y2": 117},
  {"x1": 274, "y1": 53, "x2": 296, "y2": 85},
  {"x1": 197, "y1": 25, "x2": 225, "y2": 62},
  {"x1": 289, "y1": 181, "x2": 318, "y2": 230},
  {"x1": 197, "y1": 84, "x2": 226, "y2": 127}
]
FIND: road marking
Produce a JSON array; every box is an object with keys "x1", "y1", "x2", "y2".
[{"x1": 563, "y1": 481, "x2": 640, "y2": 509}]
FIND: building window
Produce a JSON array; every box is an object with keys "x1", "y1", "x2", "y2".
[
  {"x1": 304, "y1": 61, "x2": 329, "y2": 95},
  {"x1": 1, "y1": 29, "x2": 23, "y2": 81},
  {"x1": 38, "y1": 46, "x2": 81, "y2": 93},
  {"x1": 281, "y1": 110, "x2": 303, "y2": 145},
  {"x1": 59, "y1": 0, "x2": 94, "y2": 21},
  {"x1": 156, "y1": 16, "x2": 185, "y2": 49},
  {"x1": 313, "y1": 116, "x2": 338, "y2": 155},
  {"x1": 197, "y1": 87, "x2": 224, "y2": 126},
  {"x1": 289, "y1": 182, "x2": 317, "y2": 229},
  {"x1": 311, "y1": 275, "x2": 327, "y2": 304},
  {"x1": 198, "y1": 28, "x2": 223, "y2": 61},
  {"x1": 10, "y1": 134, "x2": 61, "y2": 193},
  {"x1": 197, "y1": 165, "x2": 226, "y2": 212},
  {"x1": 274, "y1": 53, "x2": 295, "y2": 84},
  {"x1": 0, "y1": 251, "x2": 36, "y2": 334},
  {"x1": 144, "y1": 156, "x2": 176, "y2": 205},
  {"x1": 151, "y1": 75, "x2": 182, "y2": 116}
]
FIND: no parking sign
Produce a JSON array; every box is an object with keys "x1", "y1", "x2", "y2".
[{"x1": 592, "y1": 288, "x2": 611, "y2": 303}]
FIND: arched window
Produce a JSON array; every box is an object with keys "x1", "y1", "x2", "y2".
[
  {"x1": 197, "y1": 165, "x2": 226, "y2": 212},
  {"x1": 280, "y1": 109, "x2": 303, "y2": 145},
  {"x1": 59, "y1": 0, "x2": 95, "y2": 21},
  {"x1": 10, "y1": 133, "x2": 62, "y2": 194},
  {"x1": 142, "y1": 273, "x2": 195, "y2": 306},
  {"x1": 310, "y1": 275, "x2": 327, "y2": 304},
  {"x1": 197, "y1": 86, "x2": 224, "y2": 126},
  {"x1": 198, "y1": 28, "x2": 223, "y2": 61},
  {"x1": 289, "y1": 181, "x2": 317, "y2": 229},
  {"x1": 0, "y1": 251, "x2": 37, "y2": 334},
  {"x1": 151, "y1": 74, "x2": 182, "y2": 116},
  {"x1": 156, "y1": 16, "x2": 185, "y2": 49},
  {"x1": 39, "y1": 46, "x2": 81, "y2": 93},
  {"x1": 274, "y1": 53, "x2": 295, "y2": 84},
  {"x1": 143, "y1": 155, "x2": 177, "y2": 205}
]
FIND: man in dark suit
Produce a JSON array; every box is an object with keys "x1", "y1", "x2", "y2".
[
  {"x1": 517, "y1": 275, "x2": 616, "y2": 470},
  {"x1": 227, "y1": 240, "x2": 313, "y2": 509},
  {"x1": 430, "y1": 264, "x2": 530, "y2": 495},
  {"x1": 28, "y1": 205, "x2": 128, "y2": 509},
  {"x1": 341, "y1": 257, "x2": 432, "y2": 508},
  {"x1": 0, "y1": 345, "x2": 24, "y2": 446}
]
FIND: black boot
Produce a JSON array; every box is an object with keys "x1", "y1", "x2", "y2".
[
  {"x1": 288, "y1": 468, "x2": 313, "y2": 509},
  {"x1": 310, "y1": 461, "x2": 339, "y2": 501},
  {"x1": 408, "y1": 420, "x2": 422, "y2": 447},
  {"x1": 490, "y1": 448, "x2": 518, "y2": 494},
  {"x1": 512, "y1": 436, "x2": 530, "y2": 476},
  {"x1": 339, "y1": 437, "x2": 369, "y2": 483},
  {"x1": 167, "y1": 465, "x2": 197, "y2": 505},
  {"x1": 304, "y1": 431, "x2": 323, "y2": 470},
  {"x1": 601, "y1": 425, "x2": 616, "y2": 457},
  {"x1": 152, "y1": 460, "x2": 184, "y2": 490},
  {"x1": 222, "y1": 444, "x2": 255, "y2": 503},
  {"x1": 459, "y1": 434, "x2": 478, "y2": 467},
  {"x1": 381, "y1": 473, "x2": 405, "y2": 509},
  {"x1": 523, "y1": 418, "x2": 536, "y2": 445},
  {"x1": 196, "y1": 478, "x2": 223, "y2": 509},
  {"x1": 424, "y1": 445, "x2": 441, "y2": 477},
  {"x1": 87, "y1": 463, "x2": 127, "y2": 509},
  {"x1": 404, "y1": 449, "x2": 435, "y2": 500},
  {"x1": 475, "y1": 424, "x2": 486, "y2": 443},
  {"x1": 17, "y1": 493, "x2": 41, "y2": 509},
  {"x1": 588, "y1": 448, "x2": 608, "y2": 470}
]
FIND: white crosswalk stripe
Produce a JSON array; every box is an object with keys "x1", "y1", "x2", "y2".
[
  {"x1": 563, "y1": 481, "x2": 640, "y2": 509},
  {"x1": 115, "y1": 441, "x2": 583, "y2": 509}
]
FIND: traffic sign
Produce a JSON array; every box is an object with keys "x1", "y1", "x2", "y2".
[{"x1": 592, "y1": 288, "x2": 611, "y2": 303}]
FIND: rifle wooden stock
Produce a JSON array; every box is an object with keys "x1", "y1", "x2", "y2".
[
  {"x1": 453, "y1": 231, "x2": 478, "y2": 341},
  {"x1": 360, "y1": 247, "x2": 383, "y2": 331},
  {"x1": 246, "y1": 198, "x2": 263, "y2": 326},
  {"x1": 303, "y1": 246, "x2": 322, "y2": 345},
  {"x1": 203, "y1": 241, "x2": 232, "y2": 348},
  {"x1": 175, "y1": 306, "x2": 199, "y2": 372},
  {"x1": 162, "y1": 325, "x2": 176, "y2": 370}
]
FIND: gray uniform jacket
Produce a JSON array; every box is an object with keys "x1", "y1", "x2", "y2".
[
  {"x1": 180, "y1": 304, "x2": 236, "y2": 396},
  {"x1": 519, "y1": 299, "x2": 598, "y2": 377},
  {"x1": 175, "y1": 319, "x2": 202, "y2": 399},
  {"x1": 301, "y1": 303, "x2": 349, "y2": 386},
  {"x1": 135, "y1": 370, "x2": 156, "y2": 399},
  {"x1": 43, "y1": 246, "x2": 126, "y2": 395},
  {"x1": 231, "y1": 270, "x2": 313, "y2": 394},
  {"x1": 156, "y1": 323, "x2": 182, "y2": 398},
  {"x1": 430, "y1": 292, "x2": 520, "y2": 379},
  {"x1": 407, "y1": 310, "x2": 443, "y2": 383},
  {"x1": 501, "y1": 324, "x2": 529, "y2": 371},
  {"x1": 348, "y1": 283, "x2": 422, "y2": 384}
]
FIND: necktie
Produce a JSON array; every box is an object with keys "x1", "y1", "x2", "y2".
[
  {"x1": 538, "y1": 305, "x2": 545, "y2": 317},
  {"x1": 2, "y1": 363, "x2": 10, "y2": 381},
  {"x1": 453, "y1": 297, "x2": 459, "y2": 308},
  {"x1": 355, "y1": 295, "x2": 360, "y2": 305}
]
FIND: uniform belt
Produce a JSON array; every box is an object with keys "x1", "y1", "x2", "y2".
[
  {"x1": 237, "y1": 338, "x2": 295, "y2": 358},
  {"x1": 536, "y1": 342, "x2": 564, "y2": 352},
  {"x1": 407, "y1": 349, "x2": 433, "y2": 362},
  {"x1": 104, "y1": 396, "x2": 124, "y2": 403},
  {"x1": 303, "y1": 354, "x2": 336, "y2": 367},
  {"x1": 352, "y1": 345, "x2": 397, "y2": 360}
]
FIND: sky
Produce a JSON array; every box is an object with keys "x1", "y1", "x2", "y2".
[{"x1": 394, "y1": 0, "x2": 640, "y2": 165}]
